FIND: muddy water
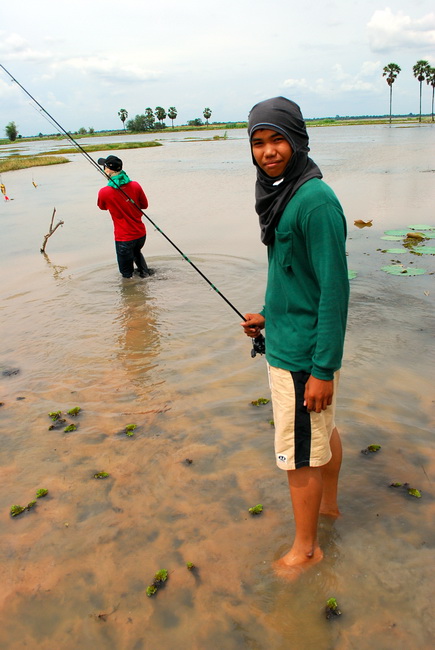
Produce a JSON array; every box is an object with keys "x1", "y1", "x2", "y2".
[{"x1": 0, "y1": 125, "x2": 434, "y2": 649}]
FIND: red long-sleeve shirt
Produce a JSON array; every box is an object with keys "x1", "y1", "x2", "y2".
[{"x1": 97, "y1": 181, "x2": 148, "y2": 241}]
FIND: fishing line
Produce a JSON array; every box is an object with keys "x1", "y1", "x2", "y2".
[{"x1": 0, "y1": 64, "x2": 265, "y2": 357}]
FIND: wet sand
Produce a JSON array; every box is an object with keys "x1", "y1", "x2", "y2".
[{"x1": 0, "y1": 125, "x2": 434, "y2": 649}]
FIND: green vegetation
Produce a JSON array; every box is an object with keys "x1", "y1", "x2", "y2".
[
  {"x1": 36, "y1": 489, "x2": 48, "y2": 498},
  {"x1": 0, "y1": 155, "x2": 69, "y2": 173},
  {"x1": 94, "y1": 472, "x2": 110, "y2": 479},
  {"x1": 390, "y1": 482, "x2": 422, "y2": 498},
  {"x1": 413, "y1": 60, "x2": 431, "y2": 123},
  {"x1": 118, "y1": 108, "x2": 128, "y2": 130},
  {"x1": 5, "y1": 121, "x2": 18, "y2": 141},
  {"x1": 67, "y1": 407, "x2": 81, "y2": 416},
  {"x1": 42, "y1": 141, "x2": 161, "y2": 156},
  {"x1": 361, "y1": 444, "x2": 381, "y2": 454},
  {"x1": 49, "y1": 411, "x2": 62, "y2": 421},
  {"x1": 251, "y1": 398, "x2": 270, "y2": 406},
  {"x1": 203, "y1": 107, "x2": 212, "y2": 126},
  {"x1": 146, "y1": 568, "x2": 169, "y2": 597},
  {"x1": 186, "y1": 562, "x2": 195, "y2": 571},
  {"x1": 325, "y1": 597, "x2": 342, "y2": 619},
  {"x1": 146, "y1": 585, "x2": 157, "y2": 597},
  {"x1": 248, "y1": 504, "x2": 263, "y2": 515},
  {"x1": 10, "y1": 501, "x2": 37, "y2": 517},
  {"x1": 168, "y1": 106, "x2": 177, "y2": 128},
  {"x1": 383, "y1": 63, "x2": 401, "y2": 124},
  {"x1": 125, "y1": 423, "x2": 137, "y2": 437},
  {"x1": 64, "y1": 424, "x2": 77, "y2": 433}
]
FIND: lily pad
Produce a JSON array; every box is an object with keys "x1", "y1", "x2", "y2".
[
  {"x1": 413, "y1": 246, "x2": 435, "y2": 255},
  {"x1": 381, "y1": 265, "x2": 426, "y2": 276},
  {"x1": 408, "y1": 224, "x2": 435, "y2": 231},
  {"x1": 348, "y1": 270, "x2": 357, "y2": 280},
  {"x1": 384, "y1": 229, "x2": 409, "y2": 237},
  {"x1": 384, "y1": 248, "x2": 406, "y2": 254},
  {"x1": 380, "y1": 235, "x2": 402, "y2": 241}
]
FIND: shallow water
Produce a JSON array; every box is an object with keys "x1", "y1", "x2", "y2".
[{"x1": 0, "y1": 125, "x2": 435, "y2": 649}]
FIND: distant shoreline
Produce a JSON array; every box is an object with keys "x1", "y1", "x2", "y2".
[{"x1": 1, "y1": 116, "x2": 433, "y2": 174}]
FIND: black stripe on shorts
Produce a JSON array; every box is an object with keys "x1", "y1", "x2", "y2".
[{"x1": 291, "y1": 370, "x2": 312, "y2": 469}]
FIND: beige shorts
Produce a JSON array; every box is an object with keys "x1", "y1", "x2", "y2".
[{"x1": 267, "y1": 364, "x2": 339, "y2": 471}]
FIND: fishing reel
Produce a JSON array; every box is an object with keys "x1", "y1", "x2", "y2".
[{"x1": 251, "y1": 334, "x2": 266, "y2": 358}]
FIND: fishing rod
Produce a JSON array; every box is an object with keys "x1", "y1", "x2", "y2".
[{"x1": 1, "y1": 64, "x2": 265, "y2": 357}]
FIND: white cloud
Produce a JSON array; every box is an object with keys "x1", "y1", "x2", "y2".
[
  {"x1": 367, "y1": 8, "x2": 435, "y2": 52},
  {"x1": 0, "y1": 32, "x2": 53, "y2": 62},
  {"x1": 282, "y1": 78, "x2": 309, "y2": 89}
]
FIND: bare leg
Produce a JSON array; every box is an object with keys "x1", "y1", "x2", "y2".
[
  {"x1": 274, "y1": 429, "x2": 342, "y2": 576},
  {"x1": 274, "y1": 466, "x2": 324, "y2": 575},
  {"x1": 320, "y1": 427, "x2": 342, "y2": 517}
]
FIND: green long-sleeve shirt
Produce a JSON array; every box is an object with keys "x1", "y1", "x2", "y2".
[{"x1": 262, "y1": 178, "x2": 349, "y2": 380}]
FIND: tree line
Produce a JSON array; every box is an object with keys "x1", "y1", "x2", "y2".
[
  {"x1": 383, "y1": 59, "x2": 435, "y2": 124},
  {"x1": 119, "y1": 107, "x2": 213, "y2": 132}
]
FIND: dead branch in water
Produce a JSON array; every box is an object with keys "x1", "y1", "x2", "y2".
[{"x1": 40, "y1": 207, "x2": 64, "y2": 253}]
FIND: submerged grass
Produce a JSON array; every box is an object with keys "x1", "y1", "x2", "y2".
[
  {"x1": 0, "y1": 156, "x2": 70, "y2": 173},
  {"x1": 0, "y1": 141, "x2": 161, "y2": 173},
  {"x1": 41, "y1": 141, "x2": 162, "y2": 156}
]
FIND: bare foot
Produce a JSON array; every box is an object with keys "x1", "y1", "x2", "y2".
[
  {"x1": 319, "y1": 507, "x2": 341, "y2": 518},
  {"x1": 273, "y1": 546, "x2": 323, "y2": 581}
]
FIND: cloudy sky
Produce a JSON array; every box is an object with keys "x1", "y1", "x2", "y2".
[{"x1": 1, "y1": 0, "x2": 434, "y2": 136}]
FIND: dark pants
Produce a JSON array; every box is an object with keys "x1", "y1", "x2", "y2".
[{"x1": 115, "y1": 236, "x2": 150, "y2": 278}]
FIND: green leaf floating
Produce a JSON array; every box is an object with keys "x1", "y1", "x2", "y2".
[
  {"x1": 384, "y1": 248, "x2": 406, "y2": 254},
  {"x1": 381, "y1": 265, "x2": 426, "y2": 276},
  {"x1": 384, "y1": 229, "x2": 410, "y2": 237},
  {"x1": 408, "y1": 224, "x2": 435, "y2": 231},
  {"x1": 413, "y1": 246, "x2": 435, "y2": 255},
  {"x1": 348, "y1": 270, "x2": 357, "y2": 280},
  {"x1": 380, "y1": 235, "x2": 402, "y2": 241}
]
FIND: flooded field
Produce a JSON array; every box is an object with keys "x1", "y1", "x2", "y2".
[{"x1": 0, "y1": 125, "x2": 434, "y2": 649}]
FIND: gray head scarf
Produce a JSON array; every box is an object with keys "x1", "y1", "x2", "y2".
[{"x1": 248, "y1": 96, "x2": 322, "y2": 245}]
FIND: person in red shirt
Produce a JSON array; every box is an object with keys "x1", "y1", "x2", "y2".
[{"x1": 97, "y1": 155, "x2": 152, "y2": 278}]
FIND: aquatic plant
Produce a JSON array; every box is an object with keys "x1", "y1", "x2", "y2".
[
  {"x1": 36, "y1": 489, "x2": 48, "y2": 498},
  {"x1": 248, "y1": 504, "x2": 263, "y2": 515},
  {"x1": 325, "y1": 597, "x2": 342, "y2": 619},
  {"x1": 381, "y1": 264, "x2": 426, "y2": 276},
  {"x1": 348, "y1": 270, "x2": 357, "y2": 280},
  {"x1": 269, "y1": 420, "x2": 274, "y2": 426},
  {"x1": 186, "y1": 562, "x2": 195, "y2": 571},
  {"x1": 64, "y1": 424, "x2": 77, "y2": 433},
  {"x1": 10, "y1": 501, "x2": 36, "y2": 517},
  {"x1": 361, "y1": 444, "x2": 381, "y2": 454},
  {"x1": 389, "y1": 482, "x2": 422, "y2": 498},
  {"x1": 154, "y1": 569, "x2": 168, "y2": 584},
  {"x1": 94, "y1": 472, "x2": 109, "y2": 479},
  {"x1": 48, "y1": 411, "x2": 62, "y2": 421},
  {"x1": 146, "y1": 585, "x2": 157, "y2": 597},
  {"x1": 67, "y1": 407, "x2": 81, "y2": 416},
  {"x1": 251, "y1": 398, "x2": 270, "y2": 406},
  {"x1": 125, "y1": 423, "x2": 137, "y2": 437}
]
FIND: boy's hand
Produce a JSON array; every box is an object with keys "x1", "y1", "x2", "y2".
[
  {"x1": 241, "y1": 313, "x2": 265, "y2": 338},
  {"x1": 304, "y1": 376, "x2": 333, "y2": 413}
]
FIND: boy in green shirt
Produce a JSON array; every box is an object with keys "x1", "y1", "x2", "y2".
[{"x1": 242, "y1": 97, "x2": 349, "y2": 576}]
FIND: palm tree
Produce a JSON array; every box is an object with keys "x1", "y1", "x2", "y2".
[
  {"x1": 382, "y1": 63, "x2": 401, "y2": 125},
  {"x1": 426, "y1": 67, "x2": 435, "y2": 123},
  {"x1": 118, "y1": 108, "x2": 128, "y2": 130},
  {"x1": 155, "y1": 106, "x2": 167, "y2": 126},
  {"x1": 413, "y1": 60, "x2": 430, "y2": 122},
  {"x1": 167, "y1": 107, "x2": 177, "y2": 129},
  {"x1": 203, "y1": 107, "x2": 212, "y2": 126}
]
